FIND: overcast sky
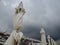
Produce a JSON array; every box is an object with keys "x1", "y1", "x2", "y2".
[{"x1": 0, "y1": 0, "x2": 60, "y2": 44}]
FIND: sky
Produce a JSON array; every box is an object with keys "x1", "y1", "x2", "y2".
[{"x1": 0, "y1": 0, "x2": 60, "y2": 44}]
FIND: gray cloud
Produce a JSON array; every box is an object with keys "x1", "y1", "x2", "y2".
[{"x1": 0, "y1": 0, "x2": 60, "y2": 40}]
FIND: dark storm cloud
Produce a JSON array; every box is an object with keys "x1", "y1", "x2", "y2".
[
  {"x1": 0, "y1": 0, "x2": 60, "y2": 41},
  {"x1": 22, "y1": 0, "x2": 60, "y2": 40}
]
